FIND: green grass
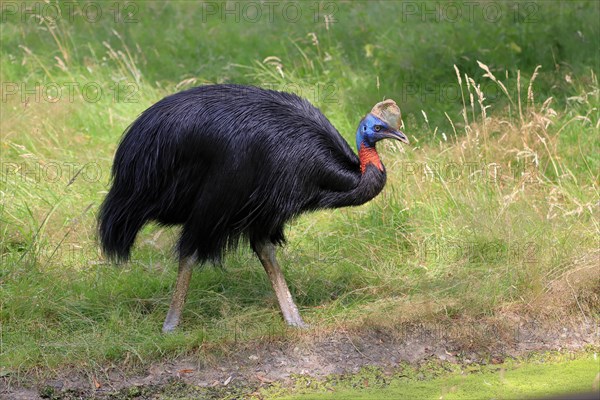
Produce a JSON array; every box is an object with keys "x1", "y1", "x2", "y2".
[
  {"x1": 266, "y1": 352, "x2": 600, "y2": 400},
  {"x1": 1, "y1": 0, "x2": 599, "y2": 379}
]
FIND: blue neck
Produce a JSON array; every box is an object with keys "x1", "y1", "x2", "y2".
[
  {"x1": 356, "y1": 122, "x2": 371, "y2": 152},
  {"x1": 356, "y1": 127, "x2": 363, "y2": 152}
]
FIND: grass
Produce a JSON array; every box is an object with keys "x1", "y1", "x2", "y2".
[
  {"x1": 1, "y1": 0, "x2": 599, "y2": 383},
  {"x1": 265, "y1": 351, "x2": 600, "y2": 400}
]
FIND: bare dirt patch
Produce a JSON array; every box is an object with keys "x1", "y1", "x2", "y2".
[{"x1": 2, "y1": 312, "x2": 598, "y2": 400}]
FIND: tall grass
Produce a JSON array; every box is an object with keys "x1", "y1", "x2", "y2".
[{"x1": 0, "y1": 1, "x2": 598, "y2": 375}]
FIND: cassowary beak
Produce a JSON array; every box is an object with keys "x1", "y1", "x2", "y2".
[{"x1": 382, "y1": 129, "x2": 409, "y2": 144}]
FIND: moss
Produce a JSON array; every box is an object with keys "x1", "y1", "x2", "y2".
[{"x1": 267, "y1": 352, "x2": 599, "y2": 400}]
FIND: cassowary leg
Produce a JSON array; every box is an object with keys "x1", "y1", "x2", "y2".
[
  {"x1": 162, "y1": 255, "x2": 196, "y2": 333},
  {"x1": 255, "y1": 242, "x2": 308, "y2": 328}
]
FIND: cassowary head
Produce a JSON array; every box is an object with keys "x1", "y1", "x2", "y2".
[{"x1": 356, "y1": 99, "x2": 409, "y2": 151}]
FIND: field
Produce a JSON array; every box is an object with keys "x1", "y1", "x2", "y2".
[{"x1": 1, "y1": 1, "x2": 599, "y2": 399}]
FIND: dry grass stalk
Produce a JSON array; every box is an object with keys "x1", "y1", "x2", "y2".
[
  {"x1": 517, "y1": 70, "x2": 523, "y2": 124},
  {"x1": 527, "y1": 65, "x2": 542, "y2": 108},
  {"x1": 454, "y1": 65, "x2": 469, "y2": 130},
  {"x1": 465, "y1": 73, "x2": 476, "y2": 126},
  {"x1": 477, "y1": 60, "x2": 514, "y2": 107}
]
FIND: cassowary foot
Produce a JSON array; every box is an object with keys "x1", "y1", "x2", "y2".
[
  {"x1": 255, "y1": 242, "x2": 309, "y2": 329},
  {"x1": 162, "y1": 311, "x2": 180, "y2": 333},
  {"x1": 285, "y1": 316, "x2": 310, "y2": 329},
  {"x1": 162, "y1": 255, "x2": 196, "y2": 333}
]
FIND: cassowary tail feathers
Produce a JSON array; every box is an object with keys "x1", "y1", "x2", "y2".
[{"x1": 98, "y1": 188, "x2": 148, "y2": 262}]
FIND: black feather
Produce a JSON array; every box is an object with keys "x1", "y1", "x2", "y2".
[{"x1": 98, "y1": 84, "x2": 387, "y2": 263}]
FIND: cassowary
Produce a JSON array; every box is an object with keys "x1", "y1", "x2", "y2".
[{"x1": 98, "y1": 84, "x2": 409, "y2": 332}]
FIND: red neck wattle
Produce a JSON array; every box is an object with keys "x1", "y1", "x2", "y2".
[{"x1": 358, "y1": 144, "x2": 383, "y2": 174}]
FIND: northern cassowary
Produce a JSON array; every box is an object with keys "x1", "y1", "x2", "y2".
[{"x1": 98, "y1": 84, "x2": 409, "y2": 332}]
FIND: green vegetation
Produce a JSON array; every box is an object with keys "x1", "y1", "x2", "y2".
[
  {"x1": 267, "y1": 351, "x2": 600, "y2": 400},
  {"x1": 1, "y1": 0, "x2": 598, "y2": 388}
]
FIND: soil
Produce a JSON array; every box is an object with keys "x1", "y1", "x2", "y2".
[{"x1": 2, "y1": 313, "x2": 598, "y2": 400}]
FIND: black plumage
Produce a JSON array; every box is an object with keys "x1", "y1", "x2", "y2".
[{"x1": 98, "y1": 84, "x2": 408, "y2": 331}]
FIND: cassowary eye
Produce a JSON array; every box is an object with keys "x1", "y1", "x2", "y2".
[{"x1": 374, "y1": 125, "x2": 382, "y2": 132}]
